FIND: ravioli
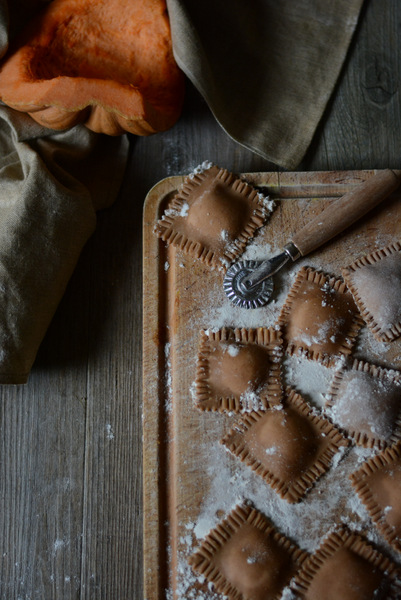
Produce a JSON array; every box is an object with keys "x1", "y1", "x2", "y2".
[
  {"x1": 188, "y1": 503, "x2": 307, "y2": 600},
  {"x1": 350, "y1": 441, "x2": 401, "y2": 553},
  {"x1": 293, "y1": 526, "x2": 399, "y2": 600},
  {"x1": 154, "y1": 164, "x2": 273, "y2": 269},
  {"x1": 326, "y1": 359, "x2": 401, "y2": 449},
  {"x1": 194, "y1": 327, "x2": 283, "y2": 412},
  {"x1": 221, "y1": 387, "x2": 348, "y2": 503},
  {"x1": 342, "y1": 240, "x2": 401, "y2": 342},
  {"x1": 278, "y1": 267, "x2": 363, "y2": 366}
]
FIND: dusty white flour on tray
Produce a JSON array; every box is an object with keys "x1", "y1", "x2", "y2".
[
  {"x1": 165, "y1": 231, "x2": 401, "y2": 598},
  {"x1": 354, "y1": 325, "x2": 401, "y2": 367},
  {"x1": 174, "y1": 418, "x2": 394, "y2": 598}
]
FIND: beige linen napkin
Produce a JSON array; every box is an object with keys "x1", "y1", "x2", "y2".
[
  {"x1": 0, "y1": 109, "x2": 128, "y2": 384},
  {"x1": 0, "y1": 1, "x2": 129, "y2": 383},
  {"x1": 166, "y1": 0, "x2": 365, "y2": 169}
]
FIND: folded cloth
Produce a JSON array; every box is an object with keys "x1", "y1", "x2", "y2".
[
  {"x1": 166, "y1": 0, "x2": 365, "y2": 169},
  {"x1": 0, "y1": 109, "x2": 128, "y2": 384},
  {"x1": 0, "y1": 1, "x2": 129, "y2": 383}
]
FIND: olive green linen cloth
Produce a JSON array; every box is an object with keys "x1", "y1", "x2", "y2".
[
  {"x1": 166, "y1": 0, "x2": 365, "y2": 168},
  {"x1": 0, "y1": 1, "x2": 129, "y2": 383}
]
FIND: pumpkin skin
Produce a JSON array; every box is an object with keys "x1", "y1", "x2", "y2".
[{"x1": 0, "y1": 0, "x2": 185, "y2": 135}]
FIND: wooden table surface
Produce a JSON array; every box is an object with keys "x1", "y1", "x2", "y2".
[{"x1": 0, "y1": 1, "x2": 400, "y2": 598}]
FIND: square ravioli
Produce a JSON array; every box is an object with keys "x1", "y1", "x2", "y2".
[
  {"x1": 342, "y1": 240, "x2": 401, "y2": 342},
  {"x1": 278, "y1": 266, "x2": 364, "y2": 366},
  {"x1": 221, "y1": 387, "x2": 348, "y2": 503},
  {"x1": 325, "y1": 359, "x2": 401, "y2": 450},
  {"x1": 350, "y1": 441, "x2": 401, "y2": 554},
  {"x1": 188, "y1": 503, "x2": 308, "y2": 600},
  {"x1": 154, "y1": 164, "x2": 273, "y2": 270},
  {"x1": 292, "y1": 526, "x2": 401, "y2": 600},
  {"x1": 194, "y1": 327, "x2": 283, "y2": 412}
]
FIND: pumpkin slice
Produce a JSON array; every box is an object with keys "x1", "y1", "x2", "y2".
[{"x1": 0, "y1": 0, "x2": 185, "y2": 135}]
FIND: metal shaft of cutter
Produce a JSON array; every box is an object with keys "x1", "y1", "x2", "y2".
[{"x1": 241, "y1": 242, "x2": 301, "y2": 291}]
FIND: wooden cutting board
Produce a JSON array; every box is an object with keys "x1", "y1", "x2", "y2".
[{"x1": 142, "y1": 170, "x2": 401, "y2": 600}]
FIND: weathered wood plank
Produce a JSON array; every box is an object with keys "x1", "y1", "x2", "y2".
[
  {"x1": 301, "y1": 0, "x2": 401, "y2": 172},
  {"x1": 0, "y1": 1, "x2": 400, "y2": 598},
  {"x1": 0, "y1": 351, "x2": 88, "y2": 598}
]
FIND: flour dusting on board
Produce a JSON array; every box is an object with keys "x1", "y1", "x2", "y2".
[
  {"x1": 148, "y1": 171, "x2": 401, "y2": 599},
  {"x1": 171, "y1": 232, "x2": 401, "y2": 597}
]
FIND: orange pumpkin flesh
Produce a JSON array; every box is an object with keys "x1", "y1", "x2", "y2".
[{"x1": 0, "y1": 0, "x2": 185, "y2": 135}]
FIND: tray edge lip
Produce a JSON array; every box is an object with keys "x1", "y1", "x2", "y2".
[{"x1": 141, "y1": 167, "x2": 394, "y2": 600}]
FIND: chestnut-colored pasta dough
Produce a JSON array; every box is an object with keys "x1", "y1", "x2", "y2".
[
  {"x1": 293, "y1": 527, "x2": 399, "y2": 600},
  {"x1": 221, "y1": 388, "x2": 348, "y2": 503},
  {"x1": 194, "y1": 327, "x2": 283, "y2": 412},
  {"x1": 188, "y1": 503, "x2": 307, "y2": 600},
  {"x1": 154, "y1": 164, "x2": 273, "y2": 269},
  {"x1": 216, "y1": 523, "x2": 295, "y2": 600},
  {"x1": 326, "y1": 359, "x2": 401, "y2": 449},
  {"x1": 186, "y1": 183, "x2": 245, "y2": 243},
  {"x1": 209, "y1": 341, "x2": 272, "y2": 397},
  {"x1": 342, "y1": 241, "x2": 401, "y2": 342},
  {"x1": 278, "y1": 266, "x2": 363, "y2": 365},
  {"x1": 350, "y1": 441, "x2": 401, "y2": 553},
  {"x1": 304, "y1": 547, "x2": 386, "y2": 599},
  {"x1": 248, "y1": 405, "x2": 321, "y2": 481}
]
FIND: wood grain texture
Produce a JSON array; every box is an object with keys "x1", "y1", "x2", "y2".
[
  {"x1": 0, "y1": 1, "x2": 400, "y2": 598},
  {"x1": 300, "y1": 0, "x2": 401, "y2": 172},
  {"x1": 143, "y1": 170, "x2": 401, "y2": 599},
  {"x1": 291, "y1": 169, "x2": 401, "y2": 256}
]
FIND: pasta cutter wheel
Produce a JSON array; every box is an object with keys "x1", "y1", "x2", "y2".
[
  {"x1": 223, "y1": 169, "x2": 400, "y2": 309},
  {"x1": 223, "y1": 259, "x2": 275, "y2": 309}
]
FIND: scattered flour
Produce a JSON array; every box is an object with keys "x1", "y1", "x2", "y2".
[
  {"x1": 179, "y1": 202, "x2": 189, "y2": 217},
  {"x1": 105, "y1": 423, "x2": 115, "y2": 440},
  {"x1": 282, "y1": 354, "x2": 333, "y2": 408},
  {"x1": 226, "y1": 344, "x2": 240, "y2": 357},
  {"x1": 157, "y1": 213, "x2": 401, "y2": 598},
  {"x1": 188, "y1": 161, "x2": 213, "y2": 178},
  {"x1": 164, "y1": 342, "x2": 173, "y2": 414}
]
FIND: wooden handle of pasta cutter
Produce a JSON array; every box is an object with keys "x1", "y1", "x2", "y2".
[{"x1": 291, "y1": 168, "x2": 401, "y2": 257}]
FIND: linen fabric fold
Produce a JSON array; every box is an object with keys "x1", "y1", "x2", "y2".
[
  {"x1": 166, "y1": 0, "x2": 365, "y2": 169},
  {"x1": 0, "y1": 0, "x2": 129, "y2": 383},
  {"x1": 0, "y1": 108, "x2": 128, "y2": 383}
]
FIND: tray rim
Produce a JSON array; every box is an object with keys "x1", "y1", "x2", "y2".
[{"x1": 141, "y1": 167, "x2": 394, "y2": 600}]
